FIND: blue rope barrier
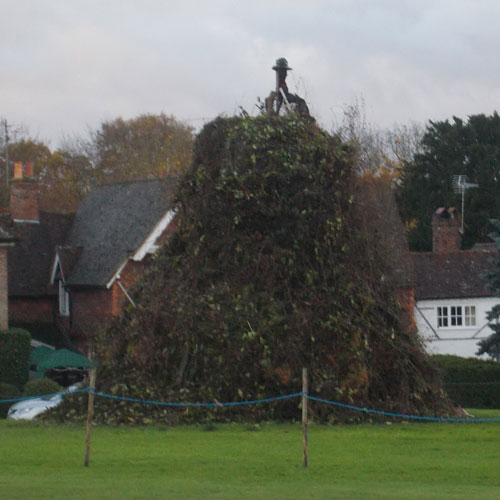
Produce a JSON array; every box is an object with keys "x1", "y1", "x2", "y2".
[
  {"x1": 3, "y1": 387, "x2": 500, "y2": 423},
  {"x1": 0, "y1": 389, "x2": 88, "y2": 404},
  {"x1": 89, "y1": 390, "x2": 303, "y2": 407},
  {"x1": 306, "y1": 395, "x2": 500, "y2": 423}
]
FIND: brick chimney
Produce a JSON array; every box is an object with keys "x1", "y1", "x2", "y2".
[
  {"x1": 10, "y1": 161, "x2": 39, "y2": 223},
  {"x1": 432, "y1": 207, "x2": 462, "y2": 253}
]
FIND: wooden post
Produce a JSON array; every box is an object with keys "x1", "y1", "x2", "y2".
[
  {"x1": 84, "y1": 366, "x2": 96, "y2": 467},
  {"x1": 302, "y1": 367, "x2": 308, "y2": 468}
]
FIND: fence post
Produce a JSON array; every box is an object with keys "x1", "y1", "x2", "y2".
[
  {"x1": 302, "y1": 367, "x2": 308, "y2": 468},
  {"x1": 84, "y1": 365, "x2": 97, "y2": 467}
]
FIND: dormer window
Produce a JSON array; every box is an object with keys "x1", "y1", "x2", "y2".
[{"x1": 58, "y1": 280, "x2": 70, "y2": 316}]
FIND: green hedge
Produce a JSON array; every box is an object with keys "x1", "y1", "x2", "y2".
[
  {"x1": 433, "y1": 355, "x2": 500, "y2": 408},
  {"x1": 23, "y1": 378, "x2": 63, "y2": 397},
  {"x1": 0, "y1": 382, "x2": 20, "y2": 418},
  {"x1": 0, "y1": 328, "x2": 31, "y2": 389}
]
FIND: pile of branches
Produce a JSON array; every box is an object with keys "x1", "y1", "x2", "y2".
[{"x1": 56, "y1": 116, "x2": 450, "y2": 424}]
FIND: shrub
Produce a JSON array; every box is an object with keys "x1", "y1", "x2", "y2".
[
  {"x1": 0, "y1": 328, "x2": 31, "y2": 389},
  {"x1": 433, "y1": 355, "x2": 500, "y2": 408},
  {"x1": 0, "y1": 382, "x2": 21, "y2": 418},
  {"x1": 23, "y1": 378, "x2": 63, "y2": 397}
]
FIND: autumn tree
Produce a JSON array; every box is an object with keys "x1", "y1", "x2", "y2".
[{"x1": 87, "y1": 113, "x2": 194, "y2": 183}]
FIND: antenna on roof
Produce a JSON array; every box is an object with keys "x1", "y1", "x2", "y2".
[{"x1": 451, "y1": 174, "x2": 478, "y2": 234}]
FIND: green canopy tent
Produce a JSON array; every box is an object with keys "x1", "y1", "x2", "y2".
[
  {"x1": 30, "y1": 345, "x2": 54, "y2": 367},
  {"x1": 36, "y1": 348, "x2": 96, "y2": 378}
]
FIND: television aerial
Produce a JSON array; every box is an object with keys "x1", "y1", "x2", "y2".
[{"x1": 451, "y1": 174, "x2": 479, "y2": 234}]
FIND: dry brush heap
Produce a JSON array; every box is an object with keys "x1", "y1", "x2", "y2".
[{"x1": 58, "y1": 115, "x2": 450, "y2": 424}]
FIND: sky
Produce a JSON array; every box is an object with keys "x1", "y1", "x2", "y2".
[{"x1": 1, "y1": 0, "x2": 500, "y2": 147}]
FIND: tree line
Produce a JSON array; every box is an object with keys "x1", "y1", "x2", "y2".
[{"x1": 0, "y1": 113, "x2": 194, "y2": 212}]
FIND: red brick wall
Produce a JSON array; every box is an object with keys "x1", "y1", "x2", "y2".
[
  {"x1": 66, "y1": 288, "x2": 113, "y2": 348},
  {"x1": 432, "y1": 209, "x2": 461, "y2": 253},
  {"x1": 9, "y1": 296, "x2": 55, "y2": 324},
  {"x1": 395, "y1": 286, "x2": 416, "y2": 330},
  {"x1": 110, "y1": 260, "x2": 144, "y2": 315},
  {"x1": 10, "y1": 180, "x2": 39, "y2": 221}
]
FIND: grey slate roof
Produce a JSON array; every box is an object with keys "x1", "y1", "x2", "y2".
[{"x1": 64, "y1": 178, "x2": 176, "y2": 287}]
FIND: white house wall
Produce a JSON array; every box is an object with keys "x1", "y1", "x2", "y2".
[{"x1": 415, "y1": 297, "x2": 499, "y2": 358}]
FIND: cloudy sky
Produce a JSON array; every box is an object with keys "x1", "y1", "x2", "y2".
[{"x1": 1, "y1": 0, "x2": 499, "y2": 146}]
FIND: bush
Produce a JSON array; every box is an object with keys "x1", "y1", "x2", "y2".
[
  {"x1": 0, "y1": 328, "x2": 31, "y2": 389},
  {"x1": 0, "y1": 382, "x2": 21, "y2": 418},
  {"x1": 23, "y1": 378, "x2": 63, "y2": 397},
  {"x1": 433, "y1": 355, "x2": 500, "y2": 408}
]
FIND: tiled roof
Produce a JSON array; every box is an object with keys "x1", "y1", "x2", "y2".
[
  {"x1": 55, "y1": 246, "x2": 83, "y2": 281},
  {"x1": 64, "y1": 178, "x2": 177, "y2": 287},
  {"x1": 8, "y1": 212, "x2": 73, "y2": 297},
  {"x1": 412, "y1": 250, "x2": 497, "y2": 301}
]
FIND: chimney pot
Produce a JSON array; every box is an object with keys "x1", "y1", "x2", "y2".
[
  {"x1": 13, "y1": 162, "x2": 23, "y2": 180},
  {"x1": 24, "y1": 162, "x2": 34, "y2": 178}
]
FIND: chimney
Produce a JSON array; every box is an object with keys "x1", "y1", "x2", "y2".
[
  {"x1": 10, "y1": 161, "x2": 40, "y2": 223},
  {"x1": 432, "y1": 207, "x2": 461, "y2": 253}
]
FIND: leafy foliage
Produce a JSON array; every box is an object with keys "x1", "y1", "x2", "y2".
[
  {"x1": 0, "y1": 382, "x2": 20, "y2": 418},
  {"x1": 396, "y1": 113, "x2": 500, "y2": 250},
  {"x1": 0, "y1": 328, "x2": 31, "y2": 389},
  {"x1": 23, "y1": 378, "x2": 63, "y2": 397},
  {"x1": 90, "y1": 113, "x2": 194, "y2": 182},
  {"x1": 477, "y1": 218, "x2": 500, "y2": 360},
  {"x1": 433, "y1": 354, "x2": 500, "y2": 408},
  {"x1": 81, "y1": 115, "x2": 450, "y2": 424}
]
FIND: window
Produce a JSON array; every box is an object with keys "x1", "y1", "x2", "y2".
[
  {"x1": 58, "y1": 280, "x2": 70, "y2": 317},
  {"x1": 450, "y1": 306, "x2": 462, "y2": 326},
  {"x1": 437, "y1": 307, "x2": 448, "y2": 327},
  {"x1": 437, "y1": 305, "x2": 476, "y2": 328},
  {"x1": 465, "y1": 306, "x2": 476, "y2": 326}
]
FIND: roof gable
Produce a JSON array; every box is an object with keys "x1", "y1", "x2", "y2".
[{"x1": 64, "y1": 178, "x2": 176, "y2": 287}]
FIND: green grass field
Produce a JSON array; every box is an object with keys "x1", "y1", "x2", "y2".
[{"x1": 2, "y1": 413, "x2": 500, "y2": 499}]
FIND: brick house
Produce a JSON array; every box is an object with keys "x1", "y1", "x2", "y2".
[
  {"x1": 2, "y1": 162, "x2": 177, "y2": 351},
  {"x1": 2, "y1": 162, "x2": 73, "y2": 343},
  {"x1": 412, "y1": 207, "x2": 498, "y2": 357},
  {"x1": 50, "y1": 178, "x2": 177, "y2": 350}
]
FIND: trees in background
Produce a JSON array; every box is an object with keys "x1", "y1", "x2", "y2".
[
  {"x1": 396, "y1": 113, "x2": 500, "y2": 251},
  {"x1": 477, "y1": 218, "x2": 500, "y2": 360},
  {"x1": 333, "y1": 99, "x2": 424, "y2": 176},
  {"x1": 0, "y1": 113, "x2": 194, "y2": 214}
]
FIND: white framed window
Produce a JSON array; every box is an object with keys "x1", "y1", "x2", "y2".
[
  {"x1": 465, "y1": 306, "x2": 476, "y2": 326},
  {"x1": 450, "y1": 306, "x2": 462, "y2": 326},
  {"x1": 437, "y1": 304, "x2": 476, "y2": 328},
  {"x1": 58, "y1": 280, "x2": 70, "y2": 317},
  {"x1": 437, "y1": 306, "x2": 448, "y2": 327}
]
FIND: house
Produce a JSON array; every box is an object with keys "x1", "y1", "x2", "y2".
[
  {"x1": 2, "y1": 161, "x2": 178, "y2": 352},
  {"x1": 50, "y1": 178, "x2": 177, "y2": 351},
  {"x1": 2, "y1": 162, "x2": 73, "y2": 343},
  {"x1": 412, "y1": 207, "x2": 499, "y2": 357}
]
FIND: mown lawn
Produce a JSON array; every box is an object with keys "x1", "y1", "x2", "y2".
[{"x1": 1, "y1": 413, "x2": 500, "y2": 499}]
